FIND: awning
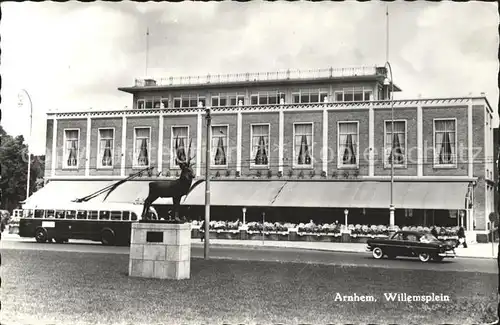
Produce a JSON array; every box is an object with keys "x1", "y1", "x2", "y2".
[
  {"x1": 22, "y1": 180, "x2": 178, "y2": 208},
  {"x1": 23, "y1": 180, "x2": 471, "y2": 211},
  {"x1": 270, "y1": 181, "x2": 470, "y2": 210},
  {"x1": 22, "y1": 180, "x2": 114, "y2": 208},
  {"x1": 179, "y1": 180, "x2": 286, "y2": 207}
]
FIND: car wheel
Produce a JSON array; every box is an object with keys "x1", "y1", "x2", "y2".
[
  {"x1": 35, "y1": 228, "x2": 48, "y2": 243},
  {"x1": 101, "y1": 229, "x2": 115, "y2": 246},
  {"x1": 418, "y1": 252, "x2": 431, "y2": 262},
  {"x1": 372, "y1": 247, "x2": 384, "y2": 259},
  {"x1": 433, "y1": 255, "x2": 444, "y2": 262}
]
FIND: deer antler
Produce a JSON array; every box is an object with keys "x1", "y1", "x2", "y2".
[
  {"x1": 187, "y1": 137, "x2": 195, "y2": 164},
  {"x1": 174, "y1": 135, "x2": 180, "y2": 165}
]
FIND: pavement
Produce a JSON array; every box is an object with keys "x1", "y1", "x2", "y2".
[
  {"x1": 190, "y1": 237, "x2": 499, "y2": 259},
  {"x1": 3, "y1": 232, "x2": 497, "y2": 259}
]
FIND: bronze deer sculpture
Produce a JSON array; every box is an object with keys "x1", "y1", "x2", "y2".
[{"x1": 140, "y1": 138, "x2": 204, "y2": 221}]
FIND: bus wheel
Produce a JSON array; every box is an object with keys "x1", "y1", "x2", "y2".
[
  {"x1": 101, "y1": 229, "x2": 115, "y2": 246},
  {"x1": 35, "y1": 228, "x2": 48, "y2": 243}
]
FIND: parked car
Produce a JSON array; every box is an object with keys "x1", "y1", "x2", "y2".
[{"x1": 366, "y1": 230, "x2": 456, "y2": 262}]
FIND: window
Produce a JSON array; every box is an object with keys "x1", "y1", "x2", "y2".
[
  {"x1": 171, "y1": 126, "x2": 189, "y2": 167},
  {"x1": 77, "y1": 211, "x2": 88, "y2": 220},
  {"x1": 134, "y1": 128, "x2": 151, "y2": 167},
  {"x1": 34, "y1": 210, "x2": 44, "y2": 219},
  {"x1": 64, "y1": 129, "x2": 79, "y2": 168},
  {"x1": 211, "y1": 93, "x2": 245, "y2": 107},
  {"x1": 250, "y1": 91, "x2": 286, "y2": 105},
  {"x1": 251, "y1": 124, "x2": 270, "y2": 167},
  {"x1": 292, "y1": 89, "x2": 328, "y2": 104},
  {"x1": 404, "y1": 234, "x2": 418, "y2": 242},
  {"x1": 46, "y1": 210, "x2": 55, "y2": 218},
  {"x1": 65, "y1": 210, "x2": 76, "y2": 220},
  {"x1": 211, "y1": 125, "x2": 228, "y2": 166},
  {"x1": 294, "y1": 123, "x2": 313, "y2": 167},
  {"x1": 385, "y1": 121, "x2": 406, "y2": 167},
  {"x1": 338, "y1": 122, "x2": 359, "y2": 168},
  {"x1": 99, "y1": 211, "x2": 110, "y2": 220},
  {"x1": 391, "y1": 232, "x2": 403, "y2": 240},
  {"x1": 334, "y1": 88, "x2": 372, "y2": 102},
  {"x1": 123, "y1": 211, "x2": 130, "y2": 221},
  {"x1": 131, "y1": 213, "x2": 138, "y2": 221},
  {"x1": 88, "y1": 211, "x2": 98, "y2": 220},
  {"x1": 173, "y1": 94, "x2": 205, "y2": 108},
  {"x1": 98, "y1": 129, "x2": 114, "y2": 168},
  {"x1": 110, "y1": 211, "x2": 122, "y2": 220},
  {"x1": 55, "y1": 210, "x2": 65, "y2": 219},
  {"x1": 137, "y1": 97, "x2": 168, "y2": 109},
  {"x1": 434, "y1": 119, "x2": 457, "y2": 166}
]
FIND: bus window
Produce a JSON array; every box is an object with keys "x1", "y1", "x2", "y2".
[
  {"x1": 122, "y1": 211, "x2": 130, "y2": 221},
  {"x1": 55, "y1": 210, "x2": 65, "y2": 219},
  {"x1": 110, "y1": 211, "x2": 122, "y2": 221},
  {"x1": 66, "y1": 210, "x2": 76, "y2": 220},
  {"x1": 46, "y1": 210, "x2": 55, "y2": 218},
  {"x1": 23, "y1": 209, "x2": 34, "y2": 218},
  {"x1": 131, "y1": 213, "x2": 138, "y2": 221},
  {"x1": 34, "y1": 209, "x2": 44, "y2": 219},
  {"x1": 99, "y1": 211, "x2": 110, "y2": 220},
  {"x1": 76, "y1": 211, "x2": 88, "y2": 220},
  {"x1": 88, "y1": 211, "x2": 98, "y2": 220}
]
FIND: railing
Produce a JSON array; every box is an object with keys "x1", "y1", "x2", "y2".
[{"x1": 133, "y1": 66, "x2": 382, "y2": 87}]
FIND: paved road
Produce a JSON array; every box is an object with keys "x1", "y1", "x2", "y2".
[{"x1": 1, "y1": 237, "x2": 496, "y2": 274}]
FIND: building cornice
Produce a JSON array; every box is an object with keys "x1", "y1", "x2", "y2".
[
  {"x1": 46, "y1": 97, "x2": 481, "y2": 120},
  {"x1": 45, "y1": 175, "x2": 478, "y2": 183}
]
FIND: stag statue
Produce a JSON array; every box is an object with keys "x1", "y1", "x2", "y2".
[{"x1": 141, "y1": 138, "x2": 203, "y2": 221}]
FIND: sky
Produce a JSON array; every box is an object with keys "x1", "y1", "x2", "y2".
[{"x1": 1, "y1": 1, "x2": 498, "y2": 155}]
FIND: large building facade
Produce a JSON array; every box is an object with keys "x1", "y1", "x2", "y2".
[{"x1": 30, "y1": 66, "x2": 497, "y2": 240}]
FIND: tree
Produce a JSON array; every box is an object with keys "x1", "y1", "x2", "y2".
[{"x1": 0, "y1": 125, "x2": 44, "y2": 212}]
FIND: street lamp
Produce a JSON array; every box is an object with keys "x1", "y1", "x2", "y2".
[
  {"x1": 384, "y1": 62, "x2": 395, "y2": 227},
  {"x1": 204, "y1": 107, "x2": 212, "y2": 260},
  {"x1": 18, "y1": 89, "x2": 33, "y2": 201}
]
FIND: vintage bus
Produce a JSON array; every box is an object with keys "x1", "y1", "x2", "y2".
[{"x1": 17, "y1": 202, "x2": 158, "y2": 246}]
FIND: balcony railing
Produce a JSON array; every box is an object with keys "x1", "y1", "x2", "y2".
[{"x1": 133, "y1": 66, "x2": 383, "y2": 87}]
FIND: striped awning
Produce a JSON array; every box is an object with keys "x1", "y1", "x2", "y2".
[
  {"x1": 270, "y1": 181, "x2": 470, "y2": 210},
  {"x1": 24, "y1": 179, "x2": 470, "y2": 211}
]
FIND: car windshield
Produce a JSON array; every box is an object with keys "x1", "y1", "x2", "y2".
[{"x1": 419, "y1": 233, "x2": 440, "y2": 243}]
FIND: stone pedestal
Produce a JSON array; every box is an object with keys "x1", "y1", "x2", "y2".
[{"x1": 129, "y1": 222, "x2": 191, "y2": 280}]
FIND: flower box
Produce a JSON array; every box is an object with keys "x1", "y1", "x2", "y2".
[
  {"x1": 296, "y1": 233, "x2": 340, "y2": 242},
  {"x1": 214, "y1": 231, "x2": 241, "y2": 240},
  {"x1": 247, "y1": 233, "x2": 266, "y2": 241}
]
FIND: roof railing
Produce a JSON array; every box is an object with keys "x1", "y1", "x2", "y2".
[{"x1": 133, "y1": 66, "x2": 383, "y2": 87}]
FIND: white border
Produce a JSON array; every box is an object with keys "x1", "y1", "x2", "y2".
[
  {"x1": 249, "y1": 123, "x2": 271, "y2": 169},
  {"x1": 292, "y1": 122, "x2": 314, "y2": 169},
  {"x1": 133, "y1": 126, "x2": 152, "y2": 169},
  {"x1": 337, "y1": 120, "x2": 359, "y2": 169},
  {"x1": 433, "y1": 118, "x2": 458, "y2": 169},
  {"x1": 63, "y1": 128, "x2": 80, "y2": 169},
  {"x1": 97, "y1": 127, "x2": 115, "y2": 169}
]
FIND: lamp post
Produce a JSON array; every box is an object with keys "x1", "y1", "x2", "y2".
[
  {"x1": 19, "y1": 89, "x2": 33, "y2": 201},
  {"x1": 384, "y1": 62, "x2": 395, "y2": 227},
  {"x1": 204, "y1": 107, "x2": 212, "y2": 260}
]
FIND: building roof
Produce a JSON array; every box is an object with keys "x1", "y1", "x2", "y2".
[{"x1": 118, "y1": 66, "x2": 403, "y2": 94}]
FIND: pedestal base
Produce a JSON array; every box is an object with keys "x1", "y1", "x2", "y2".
[{"x1": 129, "y1": 222, "x2": 191, "y2": 280}]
